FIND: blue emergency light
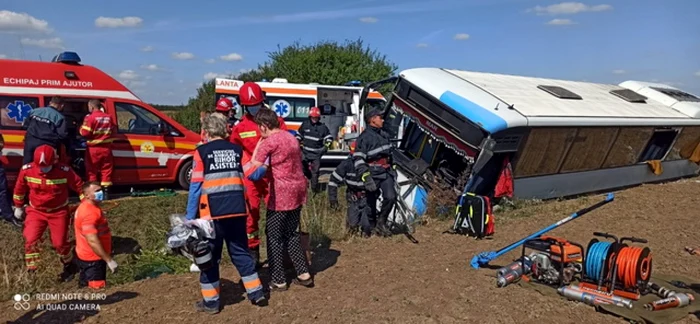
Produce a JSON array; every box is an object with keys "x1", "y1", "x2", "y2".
[
  {"x1": 51, "y1": 52, "x2": 81, "y2": 64},
  {"x1": 345, "y1": 80, "x2": 362, "y2": 86}
]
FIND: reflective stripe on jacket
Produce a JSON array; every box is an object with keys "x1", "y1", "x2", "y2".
[{"x1": 195, "y1": 139, "x2": 248, "y2": 220}]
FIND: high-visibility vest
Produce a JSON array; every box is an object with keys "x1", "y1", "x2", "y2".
[{"x1": 195, "y1": 140, "x2": 248, "y2": 220}]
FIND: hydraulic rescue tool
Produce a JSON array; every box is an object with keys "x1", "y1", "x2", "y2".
[
  {"x1": 558, "y1": 285, "x2": 634, "y2": 309},
  {"x1": 471, "y1": 193, "x2": 615, "y2": 269},
  {"x1": 644, "y1": 293, "x2": 695, "y2": 311}
]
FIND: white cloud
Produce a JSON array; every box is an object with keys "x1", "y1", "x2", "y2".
[
  {"x1": 140, "y1": 64, "x2": 162, "y2": 71},
  {"x1": 118, "y1": 70, "x2": 139, "y2": 80},
  {"x1": 140, "y1": 45, "x2": 154, "y2": 52},
  {"x1": 172, "y1": 52, "x2": 195, "y2": 60},
  {"x1": 0, "y1": 10, "x2": 52, "y2": 33},
  {"x1": 219, "y1": 53, "x2": 243, "y2": 61},
  {"x1": 123, "y1": 80, "x2": 146, "y2": 88},
  {"x1": 528, "y1": 2, "x2": 613, "y2": 15},
  {"x1": 95, "y1": 16, "x2": 144, "y2": 28},
  {"x1": 0, "y1": 54, "x2": 6, "y2": 59},
  {"x1": 612, "y1": 69, "x2": 626, "y2": 74},
  {"x1": 205, "y1": 58, "x2": 216, "y2": 64},
  {"x1": 359, "y1": 17, "x2": 378, "y2": 23},
  {"x1": 203, "y1": 72, "x2": 231, "y2": 80},
  {"x1": 453, "y1": 33, "x2": 470, "y2": 40},
  {"x1": 547, "y1": 18, "x2": 576, "y2": 25},
  {"x1": 695, "y1": 71, "x2": 700, "y2": 77},
  {"x1": 416, "y1": 43, "x2": 428, "y2": 48},
  {"x1": 20, "y1": 37, "x2": 64, "y2": 49}
]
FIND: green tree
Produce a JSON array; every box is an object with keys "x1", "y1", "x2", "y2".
[{"x1": 173, "y1": 38, "x2": 397, "y2": 132}]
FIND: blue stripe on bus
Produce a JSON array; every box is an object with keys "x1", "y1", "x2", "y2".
[{"x1": 438, "y1": 91, "x2": 508, "y2": 134}]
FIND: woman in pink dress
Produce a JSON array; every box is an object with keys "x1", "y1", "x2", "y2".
[{"x1": 247, "y1": 108, "x2": 313, "y2": 291}]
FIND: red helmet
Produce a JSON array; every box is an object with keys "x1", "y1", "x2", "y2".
[
  {"x1": 239, "y1": 82, "x2": 264, "y2": 106},
  {"x1": 34, "y1": 145, "x2": 57, "y2": 167},
  {"x1": 309, "y1": 107, "x2": 321, "y2": 118},
  {"x1": 216, "y1": 97, "x2": 233, "y2": 112},
  {"x1": 349, "y1": 141, "x2": 356, "y2": 153}
]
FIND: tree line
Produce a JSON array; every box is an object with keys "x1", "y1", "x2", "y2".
[{"x1": 171, "y1": 38, "x2": 398, "y2": 132}]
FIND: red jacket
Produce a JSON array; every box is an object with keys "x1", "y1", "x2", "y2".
[
  {"x1": 230, "y1": 113, "x2": 288, "y2": 162},
  {"x1": 13, "y1": 163, "x2": 84, "y2": 212},
  {"x1": 79, "y1": 110, "x2": 116, "y2": 146}
]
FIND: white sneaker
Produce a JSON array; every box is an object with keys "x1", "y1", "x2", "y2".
[{"x1": 189, "y1": 263, "x2": 200, "y2": 272}]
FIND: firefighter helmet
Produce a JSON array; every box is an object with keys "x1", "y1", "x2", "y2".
[
  {"x1": 215, "y1": 97, "x2": 233, "y2": 112},
  {"x1": 239, "y1": 82, "x2": 264, "y2": 106},
  {"x1": 34, "y1": 145, "x2": 57, "y2": 166},
  {"x1": 309, "y1": 107, "x2": 321, "y2": 118}
]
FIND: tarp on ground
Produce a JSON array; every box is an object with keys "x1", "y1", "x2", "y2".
[{"x1": 518, "y1": 273, "x2": 700, "y2": 324}]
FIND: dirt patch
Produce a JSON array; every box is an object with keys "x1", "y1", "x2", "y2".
[{"x1": 3, "y1": 180, "x2": 700, "y2": 324}]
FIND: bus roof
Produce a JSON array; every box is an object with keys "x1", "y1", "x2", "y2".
[
  {"x1": 619, "y1": 80, "x2": 700, "y2": 118},
  {"x1": 399, "y1": 68, "x2": 700, "y2": 133},
  {"x1": 0, "y1": 58, "x2": 141, "y2": 101},
  {"x1": 215, "y1": 78, "x2": 385, "y2": 99}
]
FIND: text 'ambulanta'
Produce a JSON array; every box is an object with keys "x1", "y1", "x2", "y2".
[
  {"x1": 2, "y1": 77, "x2": 94, "y2": 88},
  {"x1": 207, "y1": 150, "x2": 240, "y2": 170}
]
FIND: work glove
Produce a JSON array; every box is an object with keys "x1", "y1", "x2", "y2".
[
  {"x1": 13, "y1": 207, "x2": 25, "y2": 221},
  {"x1": 362, "y1": 172, "x2": 378, "y2": 192},
  {"x1": 329, "y1": 200, "x2": 339, "y2": 210},
  {"x1": 107, "y1": 259, "x2": 118, "y2": 274}
]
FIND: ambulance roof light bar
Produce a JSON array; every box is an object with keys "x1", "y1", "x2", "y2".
[
  {"x1": 51, "y1": 52, "x2": 82, "y2": 65},
  {"x1": 271, "y1": 78, "x2": 288, "y2": 83},
  {"x1": 345, "y1": 80, "x2": 362, "y2": 86}
]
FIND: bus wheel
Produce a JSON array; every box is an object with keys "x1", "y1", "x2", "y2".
[{"x1": 177, "y1": 160, "x2": 193, "y2": 190}]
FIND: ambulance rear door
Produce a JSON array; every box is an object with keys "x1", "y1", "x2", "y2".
[{"x1": 108, "y1": 99, "x2": 186, "y2": 185}]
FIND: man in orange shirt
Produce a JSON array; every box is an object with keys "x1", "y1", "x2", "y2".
[
  {"x1": 79, "y1": 100, "x2": 117, "y2": 200},
  {"x1": 74, "y1": 181, "x2": 117, "y2": 289}
]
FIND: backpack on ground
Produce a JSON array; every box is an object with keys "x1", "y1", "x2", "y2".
[{"x1": 450, "y1": 192, "x2": 495, "y2": 238}]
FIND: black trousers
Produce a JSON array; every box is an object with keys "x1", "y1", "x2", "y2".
[
  {"x1": 347, "y1": 193, "x2": 371, "y2": 234},
  {"x1": 302, "y1": 157, "x2": 321, "y2": 192},
  {"x1": 0, "y1": 163, "x2": 12, "y2": 220},
  {"x1": 23, "y1": 139, "x2": 60, "y2": 165},
  {"x1": 366, "y1": 174, "x2": 397, "y2": 227},
  {"x1": 77, "y1": 258, "x2": 107, "y2": 289},
  {"x1": 265, "y1": 207, "x2": 310, "y2": 285}
]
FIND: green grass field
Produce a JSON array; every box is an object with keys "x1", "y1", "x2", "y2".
[{"x1": 0, "y1": 189, "x2": 384, "y2": 301}]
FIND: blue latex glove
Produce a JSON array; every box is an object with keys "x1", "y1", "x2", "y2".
[{"x1": 247, "y1": 165, "x2": 268, "y2": 181}]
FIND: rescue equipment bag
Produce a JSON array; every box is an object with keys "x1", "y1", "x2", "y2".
[{"x1": 451, "y1": 193, "x2": 495, "y2": 239}]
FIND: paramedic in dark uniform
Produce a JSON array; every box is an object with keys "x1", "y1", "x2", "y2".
[
  {"x1": 352, "y1": 108, "x2": 396, "y2": 237},
  {"x1": 328, "y1": 142, "x2": 371, "y2": 237},
  {"x1": 22, "y1": 96, "x2": 69, "y2": 165},
  {"x1": 186, "y1": 113, "x2": 267, "y2": 313},
  {"x1": 296, "y1": 107, "x2": 332, "y2": 193}
]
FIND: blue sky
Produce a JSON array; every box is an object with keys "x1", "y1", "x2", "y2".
[{"x1": 1, "y1": 0, "x2": 699, "y2": 105}]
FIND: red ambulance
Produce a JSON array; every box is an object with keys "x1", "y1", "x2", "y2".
[{"x1": 0, "y1": 52, "x2": 199, "y2": 189}]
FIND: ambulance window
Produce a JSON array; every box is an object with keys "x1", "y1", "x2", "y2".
[
  {"x1": 265, "y1": 96, "x2": 315, "y2": 120},
  {"x1": 115, "y1": 102, "x2": 167, "y2": 135},
  {"x1": 0, "y1": 96, "x2": 40, "y2": 129}
]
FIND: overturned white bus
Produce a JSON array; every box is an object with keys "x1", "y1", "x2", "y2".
[{"x1": 360, "y1": 68, "x2": 700, "y2": 201}]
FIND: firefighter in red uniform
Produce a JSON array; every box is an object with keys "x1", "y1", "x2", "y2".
[
  {"x1": 13, "y1": 145, "x2": 84, "y2": 280},
  {"x1": 79, "y1": 100, "x2": 116, "y2": 200},
  {"x1": 230, "y1": 82, "x2": 287, "y2": 265}
]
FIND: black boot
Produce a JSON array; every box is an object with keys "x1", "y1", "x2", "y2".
[
  {"x1": 4, "y1": 217, "x2": 22, "y2": 229},
  {"x1": 375, "y1": 217, "x2": 392, "y2": 237},
  {"x1": 59, "y1": 261, "x2": 78, "y2": 282}
]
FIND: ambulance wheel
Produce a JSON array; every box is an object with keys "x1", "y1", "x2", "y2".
[{"x1": 177, "y1": 160, "x2": 193, "y2": 190}]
